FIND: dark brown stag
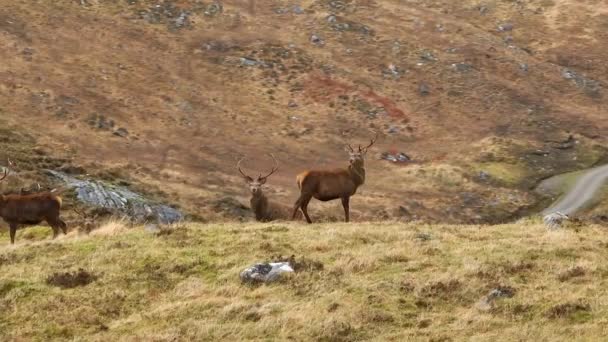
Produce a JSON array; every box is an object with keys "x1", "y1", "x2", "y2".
[
  {"x1": 238, "y1": 154, "x2": 302, "y2": 222},
  {"x1": 292, "y1": 132, "x2": 378, "y2": 223},
  {"x1": 0, "y1": 161, "x2": 67, "y2": 244}
]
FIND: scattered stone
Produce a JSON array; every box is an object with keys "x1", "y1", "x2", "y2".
[
  {"x1": 329, "y1": 0, "x2": 348, "y2": 11},
  {"x1": 543, "y1": 211, "x2": 569, "y2": 230},
  {"x1": 292, "y1": 5, "x2": 304, "y2": 14},
  {"x1": 326, "y1": 14, "x2": 337, "y2": 23},
  {"x1": 173, "y1": 12, "x2": 190, "y2": 29},
  {"x1": 381, "y1": 152, "x2": 411, "y2": 163},
  {"x1": 498, "y1": 22, "x2": 514, "y2": 32},
  {"x1": 504, "y1": 35, "x2": 514, "y2": 44},
  {"x1": 418, "y1": 82, "x2": 430, "y2": 96},
  {"x1": 204, "y1": 2, "x2": 223, "y2": 17},
  {"x1": 452, "y1": 62, "x2": 473, "y2": 72},
  {"x1": 310, "y1": 34, "x2": 324, "y2": 46},
  {"x1": 240, "y1": 262, "x2": 294, "y2": 284},
  {"x1": 382, "y1": 64, "x2": 401, "y2": 79},
  {"x1": 420, "y1": 51, "x2": 437, "y2": 62},
  {"x1": 87, "y1": 114, "x2": 115, "y2": 130},
  {"x1": 519, "y1": 63, "x2": 529, "y2": 72},
  {"x1": 387, "y1": 126, "x2": 399, "y2": 134},
  {"x1": 239, "y1": 57, "x2": 259, "y2": 67},
  {"x1": 288, "y1": 100, "x2": 298, "y2": 108},
  {"x1": 478, "y1": 171, "x2": 490, "y2": 181},
  {"x1": 113, "y1": 127, "x2": 129, "y2": 138},
  {"x1": 478, "y1": 5, "x2": 488, "y2": 15},
  {"x1": 561, "y1": 68, "x2": 601, "y2": 98}
]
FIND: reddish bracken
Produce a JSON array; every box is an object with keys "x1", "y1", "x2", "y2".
[
  {"x1": 292, "y1": 132, "x2": 378, "y2": 223},
  {"x1": 0, "y1": 160, "x2": 67, "y2": 244}
]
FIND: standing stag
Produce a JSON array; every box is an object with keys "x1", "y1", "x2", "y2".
[
  {"x1": 0, "y1": 160, "x2": 67, "y2": 244},
  {"x1": 292, "y1": 132, "x2": 378, "y2": 223},
  {"x1": 238, "y1": 154, "x2": 302, "y2": 222}
]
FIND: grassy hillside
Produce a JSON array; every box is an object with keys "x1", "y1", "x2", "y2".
[
  {"x1": 0, "y1": 0, "x2": 607, "y2": 223},
  {"x1": 1, "y1": 221, "x2": 608, "y2": 340}
]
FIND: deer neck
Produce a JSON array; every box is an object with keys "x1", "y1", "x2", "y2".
[
  {"x1": 250, "y1": 192, "x2": 268, "y2": 219},
  {"x1": 348, "y1": 161, "x2": 366, "y2": 186}
]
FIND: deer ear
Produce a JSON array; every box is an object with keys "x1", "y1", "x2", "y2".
[
  {"x1": 243, "y1": 176, "x2": 254, "y2": 183},
  {"x1": 258, "y1": 177, "x2": 267, "y2": 185}
]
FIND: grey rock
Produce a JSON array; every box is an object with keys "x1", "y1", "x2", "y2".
[
  {"x1": 452, "y1": 62, "x2": 473, "y2": 72},
  {"x1": 420, "y1": 51, "x2": 437, "y2": 62},
  {"x1": 498, "y1": 22, "x2": 514, "y2": 32},
  {"x1": 561, "y1": 68, "x2": 602, "y2": 97},
  {"x1": 418, "y1": 82, "x2": 430, "y2": 96},
  {"x1": 382, "y1": 64, "x2": 401, "y2": 79},
  {"x1": 519, "y1": 63, "x2": 529, "y2": 72},
  {"x1": 544, "y1": 212, "x2": 569, "y2": 230},
  {"x1": 240, "y1": 262, "x2": 294, "y2": 284},
  {"x1": 204, "y1": 2, "x2": 223, "y2": 16},
  {"x1": 46, "y1": 170, "x2": 184, "y2": 224},
  {"x1": 479, "y1": 171, "x2": 490, "y2": 181},
  {"x1": 239, "y1": 57, "x2": 258, "y2": 66},
  {"x1": 381, "y1": 152, "x2": 411, "y2": 163},
  {"x1": 310, "y1": 34, "x2": 324, "y2": 46},
  {"x1": 292, "y1": 5, "x2": 304, "y2": 14},
  {"x1": 113, "y1": 128, "x2": 129, "y2": 138}
]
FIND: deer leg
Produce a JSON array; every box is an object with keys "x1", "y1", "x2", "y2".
[
  {"x1": 47, "y1": 217, "x2": 67, "y2": 238},
  {"x1": 9, "y1": 223, "x2": 17, "y2": 244},
  {"x1": 300, "y1": 195, "x2": 313, "y2": 224},
  {"x1": 292, "y1": 196, "x2": 304, "y2": 220},
  {"x1": 341, "y1": 196, "x2": 350, "y2": 223},
  {"x1": 58, "y1": 218, "x2": 68, "y2": 235}
]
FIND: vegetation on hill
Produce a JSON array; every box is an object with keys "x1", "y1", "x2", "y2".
[{"x1": 1, "y1": 221, "x2": 607, "y2": 340}]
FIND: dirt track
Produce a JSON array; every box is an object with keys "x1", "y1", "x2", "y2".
[{"x1": 543, "y1": 164, "x2": 608, "y2": 215}]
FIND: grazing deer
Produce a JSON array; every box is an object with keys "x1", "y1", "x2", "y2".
[
  {"x1": 238, "y1": 154, "x2": 302, "y2": 222},
  {"x1": 292, "y1": 132, "x2": 378, "y2": 223},
  {"x1": 0, "y1": 161, "x2": 67, "y2": 244}
]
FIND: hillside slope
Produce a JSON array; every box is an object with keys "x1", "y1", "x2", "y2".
[
  {"x1": 1, "y1": 221, "x2": 608, "y2": 340},
  {"x1": 0, "y1": 0, "x2": 607, "y2": 222}
]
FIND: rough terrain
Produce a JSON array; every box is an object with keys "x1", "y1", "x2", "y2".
[
  {"x1": 0, "y1": 0, "x2": 607, "y2": 223},
  {"x1": 1, "y1": 221, "x2": 608, "y2": 340}
]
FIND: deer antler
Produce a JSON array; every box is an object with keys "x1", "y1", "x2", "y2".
[
  {"x1": 0, "y1": 158, "x2": 11, "y2": 182},
  {"x1": 260, "y1": 154, "x2": 279, "y2": 180},
  {"x1": 361, "y1": 131, "x2": 378, "y2": 152},
  {"x1": 237, "y1": 157, "x2": 253, "y2": 180}
]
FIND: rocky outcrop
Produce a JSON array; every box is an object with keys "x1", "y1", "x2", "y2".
[{"x1": 46, "y1": 170, "x2": 183, "y2": 224}]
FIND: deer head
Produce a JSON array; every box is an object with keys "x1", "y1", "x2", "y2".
[
  {"x1": 345, "y1": 131, "x2": 378, "y2": 165},
  {"x1": 237, "y1": 154, "x2": 279, "y2": 196}
]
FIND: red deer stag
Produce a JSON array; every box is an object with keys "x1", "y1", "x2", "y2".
[
  {"x1": 238, "y1": 154, "x2": 302, "y2": 222},
  {"x1": 292, "y1": 132, "x2": 378, "y2": 223},
  {"x1": 0, "y1": 160, "x2": 67, "y2": 244}
]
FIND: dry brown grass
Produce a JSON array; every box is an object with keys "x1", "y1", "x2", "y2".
[{"x1": 1, "y1": 221, "x2": 608, "y2": 340}]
